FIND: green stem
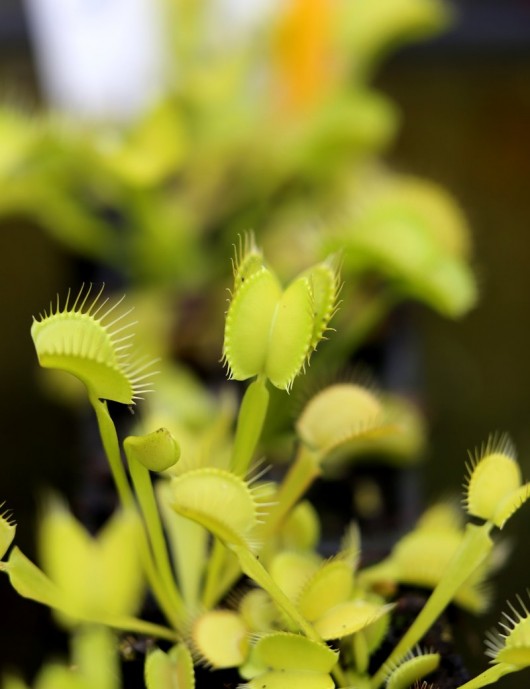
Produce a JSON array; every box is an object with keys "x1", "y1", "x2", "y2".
[
  {"x1": 231, "y1": 376, "x2": 270, "y2": 477},
  {"x1": 90, "y1": 394, "x2": 134, "y2": 509},
  {"x1": 97, "y1": 613, "x2": 179, "y2": 643},
  {"x1": 455, "y1": 663, "x2": 514, "y2": 689},
  {"x1": 202, "y1": 538, "x2": 228, "y2": 609},
  {"x1": 353, "y1": 631, "x2": 370, "y2": 675},
  {"x1": 202, "y1": 377, "x2": 269, "y2": 607},
  {"x1": 371, "y1": 522, "x2": 494, "y2": 688},
  {"x1": 204, "y1": 443, "x2": 320, "y2": 607},
  {"x1": 261, "y1": 445, "x2": 321, "y2": 538},
  {"x1": 127, "y1": 454, "x2": 186, "y2": 621},
  {"x1": 234, "y1": 546, "x2": 317, "y2": 638},
  {"x1": 233, "y1": 544, "x2": 347, "y2": 688},
  {"x1": 89, "y1": 393, "x2": 181, "y2": 630},
  {"x1": 72, "y1": 626, "x2": 118, "y2": 689},
  {"x1": 202, "y1": 539, "x2": 245, "y2": 609}
]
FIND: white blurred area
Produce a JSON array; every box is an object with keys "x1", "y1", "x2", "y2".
[
  {"x1": 210, "y1": 0, "x2": 278, "y2": 34},
  {"x1": 23, "y1": 0, "x2": 277, "y2": 123},
  {"x1": 23, "y1": 0, "x2": 169, "y2": 122}
]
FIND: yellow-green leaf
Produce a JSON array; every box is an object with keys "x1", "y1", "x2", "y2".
[
  {"x1": 170, "y1": 468, "x2": 258, "y2": 548},
  {"x1": 313, "y1": 599, "x2": 394, "y2": 640},
  {"x1": 465, "y1": 435, "x2": 522, "y2": 527},
  {"x1": 192, "y1": 610, "x2": 249, "y2": 668},
  {"x1": 124, "y1": 428, "x2": 180, "y2": 472},
  {"x1": 265, "y1": 276, "x2": 313, "y2": 390},
  {"x1": 298, "y1": 560, "x2": 353, "y2": 621},
  {"x1": 223, "y1": 268, "x2": 282, "y2": 381},
  {"x1": 252, "y1": 632, "x2": 338, "y2": 674},
  {"x1": 145, "y1": 644, "x2": 195, "y2": 689}
]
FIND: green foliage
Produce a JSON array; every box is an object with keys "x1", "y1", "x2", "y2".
[
  {"x1": 0, "y1": 1, "x2": 520, "y2": 688},
  {"x1": 2, "y1": 243, "x2": 529, "y2": 688}
]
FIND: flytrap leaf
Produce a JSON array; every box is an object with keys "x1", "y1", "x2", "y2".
[
  {"x1": 279, "y1": 500, "x2": 321, "y2": 551},
  {"x1": 297, "y1": 559, "x2": 354, "y2": 621},
  {"x1": 265, "y1": 275, "x2": 314, "y2": 389},
  {"x1": 223, "y1": 267, "x2": 282, "y2": 382},
  {"x1": 337, "y1": 171, "x2": 477, "y2": 317},
  {"x1": 31, "y1": 285, "x2": 157, "y2": 405},
  {"x1": 269, "y1": 550, "x2": 322, "y2": 602},
  {"x1": 250, "y1": 632, "x2": 338, "y2": 674},
  {"x1": 0, "y1": 503, "x2": 16, "y2": 559},
  {"x1": 465, "y1": 434, "x2": 530, "y2": 528},
  {"x1": 124, "y1": 428, "x2": 180, "y2": 472},
  {"x1": 486, "y1": 595, "x2": 530, "y2": 668},
  {"x1": 360, "y1": 512, "x2": 492, "y2": 613},
  {"x1": 170, "y1": 468, "x2": 259, "y2": 548},
  {"x1": 313, "y1": 599, "x2": 394, "y2": 640},
  {"x1": 223, "y1": 243, "x2": 340, "y2": 390},
  {"x1": 299, "y1": 258, "x2": 341, "y2": 354},
  {"x1": 296, "y1": 383, "x2": 388, "y2": 460},
  {"x1": 232, "y1": 234, "x2": 266, "y2": 294},
  {"x1": 1, "y1": 546, "x2": 68, "y2": 613},
  {"x1": 239, "y1": 589, "x2": 278, "y2": 633},
  {"x1": 386, "y1": 651, "x2": 440, "y2": 689},
  {"x1": 39, "y1": 502, "x2": 144, "y2": 619},
  {"x1": 192, "y1": 610, "x2": 249, "y2": 668},
  {"x1": 145, "y1": 644, "x2": 195, "y2": 689}
]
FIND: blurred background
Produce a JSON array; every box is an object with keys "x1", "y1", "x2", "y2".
[{"x1": 0, "y1": 0, "x2": 529, "y2": 686}]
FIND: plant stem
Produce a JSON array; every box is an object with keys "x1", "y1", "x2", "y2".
[
  {"x1": 202, "y1": 538, "x2": 228, "y2": 609},
  {"x1": 233, "y1": 544, "x2": 347, "y2": 688},
  {"x1": 127, "y1": 454, "x2": 186, "y2": 621},
  {"x1": 89, "y1": 393, "x2": 182, "y2": 630},
  {"x1": 72, "y1": 626, "x2": 118, "y2": 689},
  {"x1": 231, "y1": 376, "x2": 270, "y2": 477},
  {"x1": 455, "y1": 663, "x2": 513, "y2": 689},
  {"x1": 261, "y1": 444, "x2": 321, "y2": 538},
  {"x1": 98, "y1": 613, "x2": 179, "y2": 643},
  {"x1": 90, "y1": 395, "x2": 134, "y2": 509},
  {"x1": 202, "y1": 376, "x2": 270, "y2": 607},
  {"x1": 371, "y1": 522, "x2": 494, "y2": 688},
  {"x1": 204, "y1": 443, "x2": 321, "y2": 607}
]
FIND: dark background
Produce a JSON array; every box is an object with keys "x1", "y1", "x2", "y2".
[{"x1": 1, "y1": 0, "x2": 530, "y2": 685}]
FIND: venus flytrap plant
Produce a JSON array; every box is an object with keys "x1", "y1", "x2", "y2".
[
  {"x1": 451, "y1": 594, "x2": 530, "y2": 689},
  {"x1": 202, "y1": 239, "x2": 341, "y2": 610},
  {"x1": 4, "y1": 240, "x2": 529, "y2": 689},
  {"x1": 168, "y1": 467, "x2": 318, "y2": 638},
  {"x1": 1, "y1": 515, "x2": 177, "y2": 643},
  {"x1": 190, "y1": 608, "x2": 250, "y2": 668},
  {"x1": 38, "y1": 499, "x2": 144, "y2": 624},
  {"x1": 224, "y1": 236, "x2": 341, "y2": 477},
  {"x1": 167, "y1": 463, "x2": 350, "y2": 687},
  {"x1": 359, "y1": 501, "x2": 497, "y2": 613},
  {"x1": 28, "y1": 284, "x2": 188, "y2": 630},
  {"x1": 370, "y1": 434, "x2": 530, "y2": 688},
  {"x1": 123, "y1": 429, "x2": 185, "y2": 621},
  {"x1": 262, "y1": 381, "x2": 420, "y2": 538},
  {"x1": 30, "y1": 284, "x2": 154, "y2": 506},
  {"x1": 239, "y1": 632, "x2": 339, "y2": 689}
]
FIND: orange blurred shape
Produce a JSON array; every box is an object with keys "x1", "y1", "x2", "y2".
[{"x1": 271, "y1": 0, "x2": 338, "y2": 115}]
